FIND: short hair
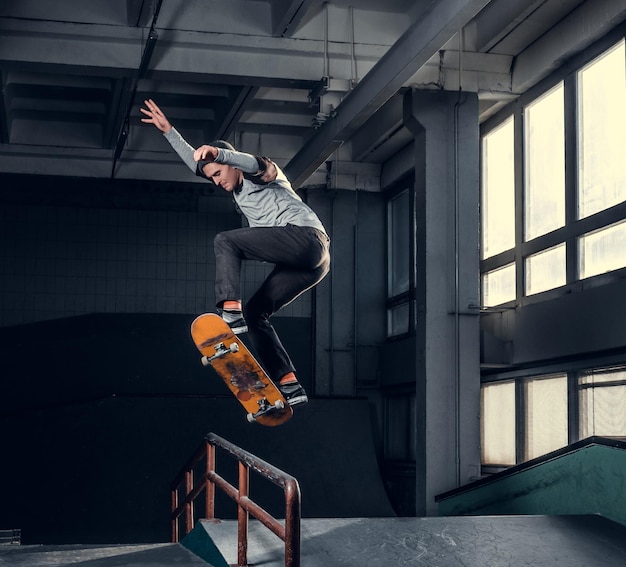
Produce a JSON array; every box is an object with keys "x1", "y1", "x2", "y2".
[{"x1": 210, "y1": 140, "x2": 235, "y2": 151}]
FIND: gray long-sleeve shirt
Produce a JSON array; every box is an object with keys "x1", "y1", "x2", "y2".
[{"x1": 163, "y1": 128, "x2": 327, "y2": 234}]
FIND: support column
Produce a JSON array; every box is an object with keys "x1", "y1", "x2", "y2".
[{"x1": 403, "y1": 89, "x2": 481, "y2": 515}]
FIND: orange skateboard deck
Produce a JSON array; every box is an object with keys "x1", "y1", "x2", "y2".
[{"x1": 190, "y1": 313, "x2": 293, "y2": 426}]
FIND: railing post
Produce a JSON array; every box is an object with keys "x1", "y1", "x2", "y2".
[
  {"x1": 206, "y1": 440, "x2": 216, "y2": 519},
  {"x1": 171, "y1": 433, "x2": 301, "y2": 567},
  {"x1": 171, "y1": 488, "x2": 179, "y2": 543},
  {"x1": 185, "y1": 470, "x2": 194, "y2": 535},
  {"x1": 238, "y1": 461, "x2": 250, "y2": 567},
  {"x1": 284, "y1": 479, "x2": 301, "y2": 567}
]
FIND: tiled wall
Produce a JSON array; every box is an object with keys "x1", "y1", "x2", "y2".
[{"x1": 0, "y1": 185, "x2": 311, "y2": 327}]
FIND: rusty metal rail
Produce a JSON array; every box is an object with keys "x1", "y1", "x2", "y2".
[{"x1": 170, "y1": 432, "x2": 301, "y2": 567}]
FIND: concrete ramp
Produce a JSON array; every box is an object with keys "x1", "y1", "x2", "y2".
[
  {"x1": 187, "y1": 515, "x2": 626, "y2": 567},
  {"x1": 0, "y1": 543, "x2": 210, "y2": 566}
]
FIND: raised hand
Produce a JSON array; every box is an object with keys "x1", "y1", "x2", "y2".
[
  {"x1": 139, "y1": 99, "x2": 172, "y2": 133},
  {"x1": 193, "y1": 145, "x2": 219, "y2": 162}
]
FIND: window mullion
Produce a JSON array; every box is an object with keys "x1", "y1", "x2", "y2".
[
  {"x1": 515, "y1": 379, "x2": 526, "y2": 464},
  {"x1": 568, "y1": 371, "x2": 580, "y2": 444},
  {"x1": 514, "y1": 104, "x2": 524, "y2": 303},
  {"x1": 564, "y1": 73, "x2": 578, "y2": 284}
]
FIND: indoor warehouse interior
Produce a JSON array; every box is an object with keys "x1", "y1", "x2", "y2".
[{"x1": 1, "y1": 0, "x2": 626, "y2": 565}]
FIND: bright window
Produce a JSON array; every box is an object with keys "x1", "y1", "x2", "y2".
[
  {"x1": 480, "y1": 39, "x2": 626, "y2": 472},
  {"x1": 481, "y1": 40, "x2": 626, "y2": 304},
  {"x1": 524, "y1": 83, "x2": 565, "y2": 241},
  {"x1": 481, "y1": 117, "x2": 515, "y2": 259},
  {"x1": 482, "y1": 263, "x2": 515, "y2": 307},
  {"x1": 481, "y1": 381, "x2": 516, "y2": 466},
  {"x1": 525, "y1": 244, "x2": 566, "y2": 296},
  {"x1": 577, "y1": 40, "x2": 626, "y2": 219},
  {"x1": 579, "y1": 368, "x2": 626, "y2": 438},
  {"x1": 579, "y1": 219, "x2": 626, "y2": 279},
  {"x1": 524, "y1": 375, "x2": 568, "y2": 460}
]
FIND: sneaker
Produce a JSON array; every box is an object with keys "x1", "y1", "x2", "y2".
[
  {"x1": 219, "y1": 309, "x2": 248, "y2": 335},
  {"x1": 278, "y1": 381, "x2": 309, "y2": 407}
]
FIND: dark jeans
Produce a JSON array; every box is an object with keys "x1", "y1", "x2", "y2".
[{"x1": 214, "y1": 224, "x2": 330, "y2": 381}]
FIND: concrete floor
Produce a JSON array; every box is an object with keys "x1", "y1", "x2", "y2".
[
  {"x1": 190, "y1": 514, "x2": 626, "y2": 567},
  {"x1": 3, "y1": 515, "x2": 626, "y2": 566}
]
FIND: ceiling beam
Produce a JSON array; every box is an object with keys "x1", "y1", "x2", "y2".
[
  {"x1": 0, "y1": 18, "x2": 384, "y2": 87},
  {"x1": 213, "y1": 86, "x2": 258, "y2": 141},
  {"x1": 467, "y1": 0, "x2": 547, "y2": 53},
  {"x1": 284, "y1": 0, "x2": 494, "y2": 188},
  {"x1": 271, "y1": 0, "x2": 317, "y2": 37},
  {"x1": 126, "y1": 0, "x2": 151, "y2": 27},
  {"x1": 513, "y1": 0, "x2": 626, "y2": 93}
]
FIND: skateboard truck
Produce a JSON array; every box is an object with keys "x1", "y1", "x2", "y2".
[
  {"x1": 247, "y1": 398, "x2": 286, "y2": 423},
  {"x1": 191, "y1": 314, "x2": 293, "y2": 426},
  {"x1": 201, "y1": 341, "x2": 239, "y2": 366}
]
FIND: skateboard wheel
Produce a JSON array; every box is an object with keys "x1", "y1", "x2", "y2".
[
  {"x1": 201, "y1": 356, "x2": 210, "y2": 367},
  {"x1": 274, "y1": 400, "x2": 285, "y2": 410},
  {"x1": 246, "y1": 413, "x2": 256, "y2": 423},
  {"x1": 229, "y1": 342, "x2": 239, "y2": 353}
]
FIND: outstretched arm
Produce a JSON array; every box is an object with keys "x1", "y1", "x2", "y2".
[
  {"x1": 140, "y1": 99, "x2": 196, "y2": 172},
  {"x1": 140, "y1": 99, "x2": 172, "y2": 133}
]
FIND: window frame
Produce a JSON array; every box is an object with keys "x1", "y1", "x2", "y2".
[
  {"x1": 479, "y1": 27, "x2": 626, "y2": 475},
  {"x1": 480, "y1": 31, "x2": 626, "y2": 309},
  {"x1": 385, "y1": 173, "x2": 416, "y2": 339},
  {"x1": 481, "y1": 363, "x2": 626, "y2": 473}
]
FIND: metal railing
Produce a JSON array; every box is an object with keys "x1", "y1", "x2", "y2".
[{"x1": 170, "y1": 432, "x2": 301, "y2": 567}]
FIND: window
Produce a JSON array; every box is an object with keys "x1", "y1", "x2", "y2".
[
  {"x1": 577, "y1": 41, "x2": 626, "y2": 219},
  {"x1": 579, "y1": 368, "x2": 626, "y2": 438},
  {"x1": 525, "y1": 244, "x2": 566, "y2": 296},
  {"x1": 482, "y1": 263, "x2": 515, "y2": 307},
  {"x1": 524, "y1": 83, "x2": 565, "y2": 241},
  {"x1": 524, "y1": 375, "x2": 568, "y2": 460},
  {"x1": 480, "y1": 39, "x2": 626, "y2": 305},
  {"x1": 384, "y1": 392, "x2": 417, "y2": 460},
  {"x1": 479, "y1": 36, "x2": 626, "y2": 474},
  {"x1": 388, "y1": 189, "x2": 410, "y2": 297},
  {"x1": 481, "y1": 381, "x2": 516, "y2": 466},
  {"x1": 387, "y1": 187, "x2": 413, "y2": 337},
  {"x1": 481, "y1": 365, "x2": 626, "y2": 470},
  {"x1": 388, "y1": 303, "x2": 410, "y2": 337},
  {"x1": 481, "y1": 374, "x2": 568, "y2": 467},
  {"x1": 481, "y1": 117, "x2": 515, "y2": 259},
  {"x1": 579, "y1": 219, "x2": 626, "y2": 279}
]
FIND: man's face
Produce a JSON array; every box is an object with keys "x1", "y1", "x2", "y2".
[{"x1": 202, "y1": 162, "x2": 242, "y2": 192}]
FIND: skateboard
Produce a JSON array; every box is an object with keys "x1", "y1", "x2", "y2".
[{"x1": 190, "y1": 313, "x2": 293, "y2": 426}]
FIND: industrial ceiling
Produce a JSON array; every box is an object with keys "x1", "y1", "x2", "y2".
[{"x1": 0, "y1": 0, "x2": 623, "y2": 189}]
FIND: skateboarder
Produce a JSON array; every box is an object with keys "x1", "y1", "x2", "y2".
[{"x1": 140, "y1": 99, "x2": 330, "y2": 407}]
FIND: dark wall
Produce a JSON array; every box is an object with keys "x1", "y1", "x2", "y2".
[
  {"x1": 0, "y1": 174, "x2": 237, "y2": 328},
  {"x1": 0, "y1": 313, "x2": 313, "y2": 410},
  {"x1": 0, "y1": 313, "x2": 393, "y2": 544},
  {"x1": 481, "y1": 274, "x2": 626, "y2": 368},
  {"x1": 0, "y1": 174, "x2": 400, "y2": 543}
]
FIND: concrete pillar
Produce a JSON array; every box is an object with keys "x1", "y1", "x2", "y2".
[{"x1": 403, "y1": 89, "x2": 481, "y2": 515}]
